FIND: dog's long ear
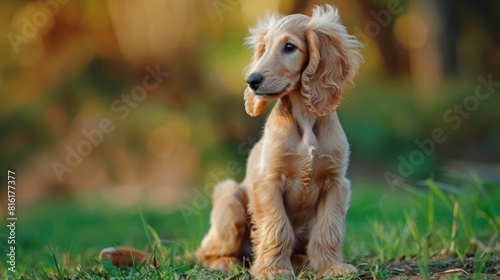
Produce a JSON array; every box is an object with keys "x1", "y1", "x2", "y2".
[
  {"x1": 301, "y1": 5, "x2": 362, "y2": 117},
  {"x1": 242, "y1": 13, "x2": 281, "y2": 117},
  {"x1": 244, "y1": 88, "x2": 267, "y2": 117}
]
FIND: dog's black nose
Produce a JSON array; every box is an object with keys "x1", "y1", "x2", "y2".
[{"x1": 246, "y1": 73, "x2": 264, "y2": 91}]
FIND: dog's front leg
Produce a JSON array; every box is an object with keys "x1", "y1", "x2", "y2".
[
  {"x1": 308, "y1": 178, "x2": 357, "y2": 276},
  {"x1": 249, "y1": 178, "x2": 294, "y2": 279}
]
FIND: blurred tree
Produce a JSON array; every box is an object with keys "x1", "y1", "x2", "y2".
[{"x1": 434, "y1": 0, "x2": 499, "y2": 75}]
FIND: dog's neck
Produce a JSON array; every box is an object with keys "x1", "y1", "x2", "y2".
[{"x1": 279, "y1": 93, "x2": 319, "y2": 149}]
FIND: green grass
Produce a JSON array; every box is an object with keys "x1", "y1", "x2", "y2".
[{"x1": 1, "y1": 175, "x2": 499, "y2": 279}]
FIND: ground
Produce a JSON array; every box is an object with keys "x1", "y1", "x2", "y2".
[{"x1": 1, "y1": 178, "x2": 499, "y2": 279}]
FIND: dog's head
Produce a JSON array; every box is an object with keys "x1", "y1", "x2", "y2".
[{"x1": 243, "y1": 5, "x2": 362, "y2": 117}]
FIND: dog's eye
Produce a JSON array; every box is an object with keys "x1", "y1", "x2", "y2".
[
  {"x1": 283, "y1": 43, "x2": 296, "y2": 53},
  {"x1": 257, "y1": 44, "x2": 265, "y2": 57}
]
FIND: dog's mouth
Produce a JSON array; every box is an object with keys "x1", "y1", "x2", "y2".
[
  {"x1": 255, "y1": 91, "x2": 280, "y2": 97},
  {"x1": 252, "y1": 84, "x2": 290, "y2": 98}
]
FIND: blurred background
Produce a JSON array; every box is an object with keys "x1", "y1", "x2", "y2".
[{"x1": 0, "y1": 0, "x2": 499, "y2": 252}]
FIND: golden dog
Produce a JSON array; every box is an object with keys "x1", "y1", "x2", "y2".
[{"x1": 196, "y1": 4, "x2": 362, "y2": 278}]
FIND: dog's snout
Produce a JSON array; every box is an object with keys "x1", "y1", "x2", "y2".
[{"x1": 246, "y1": 73, "x2": 264, "y2": 91}]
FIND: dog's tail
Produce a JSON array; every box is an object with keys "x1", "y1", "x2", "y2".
[
  {"x1": 99, "y1": 246, "x2": 197, "y2": 269},
  {"x1": 99, "y1": 246, "x2": 158, "y2": 268},
  {"x1": 99, "y1": 180, "x2": 248, "y2": 270}
]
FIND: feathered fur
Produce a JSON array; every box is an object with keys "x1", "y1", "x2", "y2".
[{"x1": 196, "y1": 5, "x2": 362, "y2": 278}]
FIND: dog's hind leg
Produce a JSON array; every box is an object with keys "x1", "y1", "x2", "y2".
[{"x1": 195, "y1": 179, "x2": 249, "y2": 272}]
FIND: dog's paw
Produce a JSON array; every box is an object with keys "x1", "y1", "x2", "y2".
[
  {"x1": 206, "y1": 256, "x2": 242, "y2": 272},
  {"x1": 320, "y1": 263, "x2": 358, "y2": 277},
  {"x1": 251, "y1": 265, "x2": 294, "y2": 279}
]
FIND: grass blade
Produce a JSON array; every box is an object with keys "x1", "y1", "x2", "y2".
[{"x1": 426, "y1": 179, "x2": 453, "y2": 210}]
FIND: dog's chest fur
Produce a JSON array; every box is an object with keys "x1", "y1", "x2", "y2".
[
  {"x1": 280, "y1": 128, "x2": 323, "y2": 225},
  {"x1": 277, "y1": 104, "x2": 346, "y2": 227},
  {"x1": 250, "y1": 97, "x2": 348, "y2": 228}
]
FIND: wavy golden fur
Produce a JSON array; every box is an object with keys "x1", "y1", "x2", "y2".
[{"x1": 196, "y1": 5, "x2": 362, "y2": 278}]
